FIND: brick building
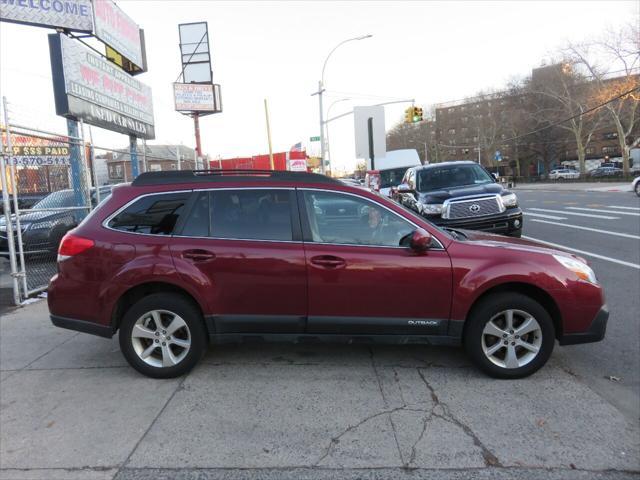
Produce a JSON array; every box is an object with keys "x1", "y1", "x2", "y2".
[
  {"x1": 420, "y1": 65, "x2": 638, "y2": 176},
  {"x1": 105, "y1": 145, "x2": 198, "y2": 183}
]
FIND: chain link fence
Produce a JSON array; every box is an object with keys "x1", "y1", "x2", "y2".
[
  {"x1": 1, "y1": 124, "x2": 93, "y2": 303},
  {"x1": 1, "y1": 97, "x2": 202, "y2": 305}
]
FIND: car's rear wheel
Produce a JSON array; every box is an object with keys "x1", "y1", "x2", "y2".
[
  {"x1": 119, "y1": 293, "x2": 207, "y2": 378},
  {"x1": 635, "y1": 181, "x2": 640, "y2": 197},
  {"x1": 464, "y1": 293, "x2": 555, "y2": 379}
]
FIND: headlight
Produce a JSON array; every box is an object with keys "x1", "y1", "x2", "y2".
[
  {"x1": 553, "y1": 255, "x2": 597, "y2": 284},
  {"x1": 30, "y1": 220, "x2": 55, "y2": 230},
  {"x1": 420, "y1": 203, "x2": 443, "y2": 215},
  {"x1": 501, "y1": 193, "x2": 518, "y2": 207}
]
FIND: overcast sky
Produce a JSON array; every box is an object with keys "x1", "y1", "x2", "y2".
[{"x1": 0, "y1": 0, "x2": 637, "y2": 172}]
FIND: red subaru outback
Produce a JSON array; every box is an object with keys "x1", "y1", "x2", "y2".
[{"x1": 48, "y1": 170, "x2": 607, "y2": 379}]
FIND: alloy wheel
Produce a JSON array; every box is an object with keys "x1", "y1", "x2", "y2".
[
  {"x1": 481, "y1": 309, "x2": 542, "y2": 369},
  {"x1": 131, "y1": 310, "x2": 191, "y2": 368}
]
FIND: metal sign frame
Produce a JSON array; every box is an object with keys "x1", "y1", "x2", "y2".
[{"x1": 178, "y1": 21, "x2": 212, "y2": 84}]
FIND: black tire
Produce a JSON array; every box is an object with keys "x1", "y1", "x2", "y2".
[
  {"x1": 635, "y1": 182, "x2": 640, "y2": 197},
  {"x1": 119, "y1": 293, "x2": 207, "y2": 378},
  {"x1": 464, "y1": 292, "x2": 555, "y2": 379}
]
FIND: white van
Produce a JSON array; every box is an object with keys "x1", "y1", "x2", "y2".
[{"x1": 365, "y1": 149, "x2": 421, "y2": 197}]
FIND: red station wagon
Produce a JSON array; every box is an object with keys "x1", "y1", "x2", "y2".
[{"x1": 48, "y1": 170, "x2": 608, "y2": 379}]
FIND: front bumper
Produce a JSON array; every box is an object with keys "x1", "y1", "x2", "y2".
[
  {"x1": 558, "y1": 305, "x2": 608, "y2": 345},
  {"x1": 429, "y1": 208, "x2": 523, "y2": 235}
]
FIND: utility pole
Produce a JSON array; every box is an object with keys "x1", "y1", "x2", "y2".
[
  {"x1": 264, "y1": 99, "x2": 275, "y2": 170},
  {"x1": 316, "y1": 81, "x2": 326, "y2": 173}
]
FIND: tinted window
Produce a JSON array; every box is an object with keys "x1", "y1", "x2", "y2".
[
  {"x1": 109, "y1": 193, "x2": 189, "y2": 235},
  {"x1": 380, "y1": 167, "x2": 410, "y2": 189},
  {"x1": 180, "y1": 191, "x2": 210, "y2": 237},
  {"x1": 211, "y1": 189, "x2": 293, "y2": 241},
  {"x1": 303, "y1": 191, "x2": 414, "y2": 247},
  {"x1": 32, "y1": 190, "x2": 76, "y2": 209},
  {"x1": 417, "y1": 164, "x2": 494, "y2": 191}
]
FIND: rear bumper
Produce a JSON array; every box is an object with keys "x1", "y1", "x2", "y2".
[
  {"x1": 558, "y1": 305, "x2": 608, "y2": 345},
  {"x1": 50, "y1": 315, "x2": 114, "y2": 338},
  {"x1": 430, "y1": 208, "x2": 523, "y2": 235}
]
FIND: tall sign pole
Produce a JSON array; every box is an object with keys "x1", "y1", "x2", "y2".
[
  {"x1": 317, "y1": 81, "x2": 326, "y2": 174},
  {"x1": 193, "y1": 112, "x2": 202, "y2": 161},
  {"x1": 129, "y1": 135, "x2": 139, "y2": 178},
  {"x1": 66, "y1": 118, "x2": 86, "y2": 208}
]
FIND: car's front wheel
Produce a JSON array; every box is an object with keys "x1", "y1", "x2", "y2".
[
  {"x1": 464, "y1": 293, "x2": 555, "y2": 379},
  {"x1": 635, "y1": 181, "x2": 640, "y2": 197},
  {"x1": 119, "y1": 293, "x2": 207, "y2": 378}
]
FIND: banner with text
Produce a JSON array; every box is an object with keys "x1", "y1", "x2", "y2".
[
  {"x1": 0, "y1": 0, "x2": 93, "y2": 32},
  {"x1": 49, "y1": 33, "x2": 155, "y2": 139},
  {"x1": 92, "y1": 0, "x2": 144, "y2": 70}
]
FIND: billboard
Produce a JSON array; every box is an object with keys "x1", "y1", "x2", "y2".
[
  {"x1": 92, "y1": 0, "x2": 145, "y2": 71},
  {"x1": 174, "y1": 83, "x2": 222, "y2": 112},
  {"x1": 0, "y1": 0, "x2": 93, "y2": 32},
  {"x1": 49, "y1": 33, "x2": 155, "y2": 139}
]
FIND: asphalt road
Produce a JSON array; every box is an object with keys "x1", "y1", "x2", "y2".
[{"x1": 517, "y1": 188, "x2": 640, "y2": 422}]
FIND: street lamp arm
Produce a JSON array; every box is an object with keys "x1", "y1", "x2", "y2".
[{"x1": 321, "y1": 35, "x2": 372, "y2": 86}]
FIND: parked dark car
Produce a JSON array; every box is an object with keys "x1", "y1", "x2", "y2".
[
  {"x1": 393, "y1": 161, "x2": 523, "y2": 237},
  {"x1": 48, "y1": 170, "x2": 606, "y2": 380},
  {"x1": 0, "y1": 186, "x2": 112, "y2": 256},
  {"x1": 589, "y1": 167, "x2": 623, "y2": 177}
]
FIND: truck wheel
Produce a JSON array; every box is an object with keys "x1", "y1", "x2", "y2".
[
  {"x1": 464, "y1": 293, "x2": 555, "y2": 379},
  {"x1": 119, "y1": 293, "x2": 207, "y2": 379}
]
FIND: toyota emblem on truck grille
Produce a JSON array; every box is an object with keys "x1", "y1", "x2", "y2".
[{"x1": 469, "y1": 203, "x2": 481, "y2": 213}]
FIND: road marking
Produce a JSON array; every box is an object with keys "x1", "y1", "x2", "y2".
[
  {"x1": 564, "y1": 202, "x2": 579, "y2": 205},
  {"x1": 608, "y1": 205, "x2": 640, "y2": 211},
  {"x1": 522, "y1": 236, "x2": 640, "y2": 269},
  {"x1": 529, "y1": 219, "x2": 640, "y2": 240},
  {"x1": 566, "y1": 207, "x2": 640, "y2": 217},
  {"x1": 524, "y1": 212, "x2": 568, "y2": 220},
  {"x1": 528, "y1": 208, "x2": 619, "y2": 220}
]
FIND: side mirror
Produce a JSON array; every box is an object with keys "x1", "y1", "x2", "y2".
[
  {"x1": 410, "y1": 228, "x2": 432, "y2": 253},
  {"x1": 397, "y1": 183, "x2": 415, "y2": 194}
]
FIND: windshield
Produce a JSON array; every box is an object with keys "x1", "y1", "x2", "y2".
[
  {"x1": 379, "y1": 167, "x2": 410, "y2": 189},
  {"x1": 417, "y1": 164, "x2": 494, "y2": 191},
  {"x1": 31, "y1": 190, "x2": 76, "y2": 209}
]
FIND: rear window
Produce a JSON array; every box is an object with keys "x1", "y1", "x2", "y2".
[{"x1": 108, "y1": 192, "x2": 190, "y2": 235}]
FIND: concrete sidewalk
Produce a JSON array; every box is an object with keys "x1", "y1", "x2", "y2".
[
  {"x1": 1, "y1": 301, "x2": 638, "y2": 480},
  {"x1": 513, "y1": 182, "x2": 632, "y2": 192}
]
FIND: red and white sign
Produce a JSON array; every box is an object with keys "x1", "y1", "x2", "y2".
[
  {"x1": 92, "y1": 0, "x2": 143, "y2": 69},
  {"x1": 289, "y1": 159, "x2": 307, "y2": 172}
]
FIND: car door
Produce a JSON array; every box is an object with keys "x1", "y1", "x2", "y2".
[
  {"x1": 170, "y1": 188, "x2": 307, "y2": 334},
  {"x1": 299, "y1": 188, "x2": 453, "y2": 336}
]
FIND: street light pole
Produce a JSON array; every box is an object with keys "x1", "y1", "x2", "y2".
[{"x1": 314, "y1": 34, "x2": 372, "y2": 175}]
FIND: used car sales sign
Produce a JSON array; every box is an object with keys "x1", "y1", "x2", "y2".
[{"x1": 49, "y1": 33, "x2": 155, "y2": 139}]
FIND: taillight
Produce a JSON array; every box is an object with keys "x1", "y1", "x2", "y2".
[{"x1": 58, "y1": 233, "x2": 95, "y2": 262}]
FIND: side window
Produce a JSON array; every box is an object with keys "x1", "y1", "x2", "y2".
[
  {"x1": 180, "y1": 191, "x2": 210, "y2": 237},
  {"x1": 108, "y1": 192, "x2": 189, "y2": 235},
  {"x1": 211, "y1": 189, "x2": 293, "y2": 241},
  {"x1": 303, "y1": 191, "x2": 414, "y2": 247}
]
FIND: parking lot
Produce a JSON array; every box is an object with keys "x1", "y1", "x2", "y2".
[{"x1": 1, "y1": 184, "x2": 639, "y2": 480}]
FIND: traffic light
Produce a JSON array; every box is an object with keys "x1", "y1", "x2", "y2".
[
  {"x1": 404, "y1": 107, "x2": 415, "y2": 124},
  {"x1": 413, "y1": 106, "x2": 423, "y2": 123}
]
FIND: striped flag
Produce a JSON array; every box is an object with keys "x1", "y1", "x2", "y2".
[{"x1": 290, "y1": 142, "x2": 303, "y2": 152}]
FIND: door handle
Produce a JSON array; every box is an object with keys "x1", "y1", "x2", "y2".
[
  {"x1": 182, "y1": 249, "x2": 216, "y2": 262},
  {"x1": 310, "y1": 255, "x2": 346, "y2": 269}
]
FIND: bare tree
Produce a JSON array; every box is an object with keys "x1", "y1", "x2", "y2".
[
  {"x1": 527, "y1": 62, "x2": 604, "y2": 174},
  {"x1": 564, "y1": 24, "x2": 640, "y2": 173}
]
